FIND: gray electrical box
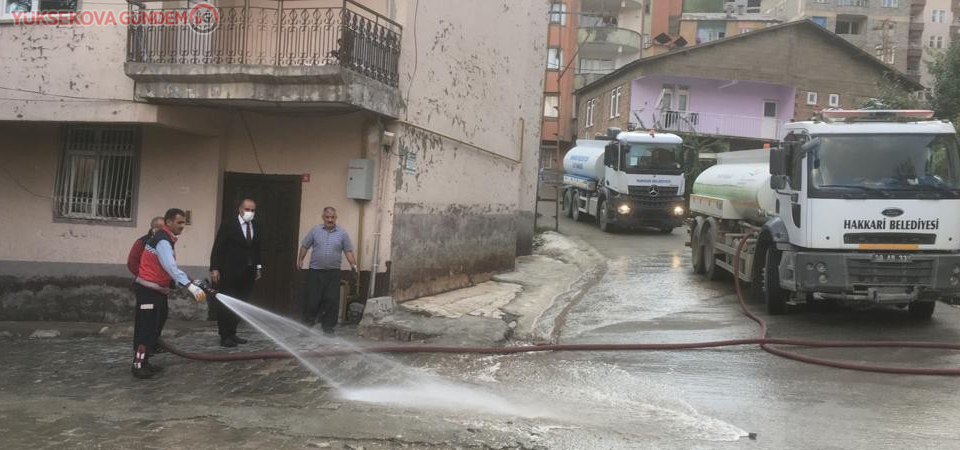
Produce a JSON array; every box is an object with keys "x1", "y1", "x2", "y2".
[{"x1": 346, "y1": 159, "x2": 375, "y2": 200}]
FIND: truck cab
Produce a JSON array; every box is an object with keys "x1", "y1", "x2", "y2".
[{"x1": 689, "y1": 110, "x2": 960, "y2": 318}]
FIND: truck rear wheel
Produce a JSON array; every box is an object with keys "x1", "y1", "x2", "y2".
[
  {"x1": 908, "y1": 301, "x2": 936, "y2": 320},
  {"x1": 690, "y1": 221, "x2": 705, "y2": 274},
  {"x1": 762, "y1": 247, "x2": 788, "y2": 315},
  {"x1": 702, "y1": 221, "x2": 723, "y2": 281},
  {"x1": 561, "y1": 189, "x2": 573, "y2": 218}
]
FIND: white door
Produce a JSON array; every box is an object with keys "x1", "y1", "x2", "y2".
[{"x1": 761, "y1": 101, "x2": 779, "y2": 140}]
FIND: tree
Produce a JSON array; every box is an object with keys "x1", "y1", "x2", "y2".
[
  {"x1": 929, "y1": 40, "x2": 960, "y2": 123},
  {"x1": 860, "y1": 73, "x2": 925, "y2": 110}
]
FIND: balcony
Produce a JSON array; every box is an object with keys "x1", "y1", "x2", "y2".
[
  {"x1": 911, "y1": 0, "x2": 926, "y2": 16},
  {"x1": 577, "y1": 26, "x2": 642, "y2": 59},
  {"x1": 574, "y1": 69, "x2": 614, "y2": 90},
  {"x1": 124, "y1": 0, "x2": 402, "y2": 117},
  {"x1": 835, "y1": 0, "x2": 870, "y2": 8},
  {"x1": 650, "y1": 110, "x2": 782, "y2": 140},
  {"x1": 581, "y1": 0, "x2": 643, "y2": 12}
]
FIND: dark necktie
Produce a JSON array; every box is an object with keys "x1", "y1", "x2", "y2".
[{"x1": 245, "y1": 222, "x2": 252, "y2": 243}]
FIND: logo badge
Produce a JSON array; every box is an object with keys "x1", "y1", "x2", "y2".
[
  {"x1": 648, "y1": 185, "x2": 660, "y2": 197},
  {"x1": 188, "y1": 3, "x2": 220, "y2": 34},
  {"x1": 881, "y1": 208, "x2": 904, "y2": 218}
]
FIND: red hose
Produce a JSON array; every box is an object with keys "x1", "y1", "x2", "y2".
[{"x1": 161, "y1": 235, "x2": 960, "y2": 376}]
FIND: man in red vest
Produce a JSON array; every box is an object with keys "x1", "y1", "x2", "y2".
[{"x1": 132, "y1": 208, "x2": 208, "y2": 379}]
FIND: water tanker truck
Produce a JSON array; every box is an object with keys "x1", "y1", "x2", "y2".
[
  {"x1": 561, "y1": 128, "x2": 687, "y2": 233},
  {"x1": 688, "y1": 110, "x2": 960, "y2": 319}
]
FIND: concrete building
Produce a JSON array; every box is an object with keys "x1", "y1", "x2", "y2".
[
  {"x1": 0, "y1": 0, "x2": 548, "y2": 320},
  {"x1": 919, "y1": 0, "x2": 957, "y2": 87},
  {"x1": 761, "y1": 0, "x2": 918, "y2": 76},
  {"x1": 678, "y1": 12, "x2": 782, "y2": 45},
  {"x1": 575, "y1": 20, "x2": 922, "y2": 149},
  {"x1": 540, "y1": 0, "x2": 681, "y2": 175}
]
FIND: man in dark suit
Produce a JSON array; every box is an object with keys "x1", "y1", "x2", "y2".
[{"x1": 209, "y1": 198, "x2": 262, "y2": 347}]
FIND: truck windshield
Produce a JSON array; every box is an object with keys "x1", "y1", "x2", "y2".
[
  {"x1": 811, "y1": 134, "x2": 960, "y2": 196},
  {"x1": 622, "y1": 144, "x2": 682, "y2": 174}
]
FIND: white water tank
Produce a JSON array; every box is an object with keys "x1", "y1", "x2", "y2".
[
  {"x1": 563, "y1": 140, "x2": 608, "y2": 181},
  {"x1": 691, "y1": 150, "x2": 776, "y2": 224}
]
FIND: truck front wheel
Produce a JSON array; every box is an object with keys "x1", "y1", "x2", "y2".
[
  {"x1": 571, "y1": 192, "x2": 584, "y2": 222},
  {"x1": 762, "y1": 247, "x2": 788, "y2": 315},
  {"x1": 598, "y1": 199, "x2": 616, "y2": 233},
  {"x1": 908, "y1": 301, "x2": 936, "y2": 320}
]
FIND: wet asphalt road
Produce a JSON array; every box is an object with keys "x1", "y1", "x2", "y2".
[
  {"x1": 3, "y1": 215, "x2": 960, "y2": 449},
  {"x1": 540, "y1": 215, "x2": 960, "y2": 449}
]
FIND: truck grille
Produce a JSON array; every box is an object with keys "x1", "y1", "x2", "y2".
[
  {"x1": 628, "y1": 185, "x2": 679, "y2": 197},
  {"x1": 847, "y1": 259, "x2": 934, "y2": 286},
  {"x1": 843, "y1": 233, "x2": 936, "y2": 245}
]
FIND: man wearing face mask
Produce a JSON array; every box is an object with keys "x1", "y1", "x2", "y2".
[{"x1": 209, "y1": 198, "x2": 262, "y2": 347}]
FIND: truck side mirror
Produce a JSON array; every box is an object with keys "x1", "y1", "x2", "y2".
[
  {"x1": 604, "y1": 143, "x2": 618, "y2": 168},
  {"x1": 770, "y1": 142, "x2": 797, "y2": 176}
]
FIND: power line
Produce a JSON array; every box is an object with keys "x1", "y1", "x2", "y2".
[
  {"x1": 0, "y1": 85, "x2": 134, "y2": 103},
  {"x1": 0, "y1": 163, "x2": 53, "y2": 200},
  {"x1": 403, "y1": 0, "x2": 420, "y2": 122},
  {"x1": 238, "y1": 111, "x2": 266, "y2": 175}
]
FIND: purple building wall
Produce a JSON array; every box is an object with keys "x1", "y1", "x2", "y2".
[{"x1": 630, "y1": 75, "x2": 796, "y2": 140}]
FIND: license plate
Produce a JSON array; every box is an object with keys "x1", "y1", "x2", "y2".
[{"x1": 872, "y1": 254, "x2": 912, "y2": 263}]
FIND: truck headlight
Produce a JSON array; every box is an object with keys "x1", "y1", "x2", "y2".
[
  {"x1": 672, "y1": 206, "x2": 685, "y2": 216},
  {"x1": 617, "y1": 204, "x2": 631, "y2": 215}
]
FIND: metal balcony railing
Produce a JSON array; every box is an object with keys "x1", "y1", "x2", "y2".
[
  {"x1": 649, "y1": 109, "x2": 782, "y2": 140},
  {"x1": 126, "y1": 0, "x2": 402, "y2": 87}
]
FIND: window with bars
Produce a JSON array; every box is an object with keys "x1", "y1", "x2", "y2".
[{"x1": 54, "y1": 126, "x2": 139, "y2": 222}]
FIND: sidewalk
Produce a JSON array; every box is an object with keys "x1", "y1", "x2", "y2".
[
  {"x1": 0, "y1": 232, "x2": 605, "y2": 346},
  {"x1": 357, "y1": 231, "x2": 605, "y2": 345}
]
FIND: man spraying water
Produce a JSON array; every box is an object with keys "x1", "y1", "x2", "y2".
[{"x1": 131, "y1": 208, "x2": 210, "y2": 380}]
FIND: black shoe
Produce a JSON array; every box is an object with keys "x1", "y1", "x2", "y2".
[
  {"x1": 231, "y1": 335, "x2": 248, "y2": 344},
  {"x1": 220, "y1": 337, "x2": 238, "y2": 348},
  {"x1": 321, "y1": 328, "x2": 335, "y2": 335},
  {"x1": 131, "y1": 365, "x2": 156, "y2": 380},
  {"x1": 152, "y1": 344, "x2": 166, "y2": 354},
  {"x1": 143, "y1": 361, "x2": 164, "y2": 374}
]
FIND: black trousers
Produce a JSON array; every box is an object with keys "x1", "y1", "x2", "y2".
[
  {"x1": 214, "y1": 266, "x2": 256, "y2": 338},
  {"x1": 303, "y1": 269, "x2": 341, "y2": 330},
  {"x1": 133, "y1": 285, "x2": 167, "y2": 364}
]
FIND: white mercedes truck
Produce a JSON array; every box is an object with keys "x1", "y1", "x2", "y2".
[
  {"x1": 561, "y1": 128, "x2": 687, "y2": 233},
  {"x1": 688, "y1": 110, "x2": 960, "y2": 319}
]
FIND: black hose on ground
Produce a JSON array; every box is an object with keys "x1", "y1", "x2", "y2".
[{"x1": 161, "y1": 235, "x2": 960, "y2": 376}]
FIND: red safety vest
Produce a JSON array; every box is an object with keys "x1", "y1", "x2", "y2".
[{"x1": 137, "y1": 226, "x2": 178, "y2": 287}]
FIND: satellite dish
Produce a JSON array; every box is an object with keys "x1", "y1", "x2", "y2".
[{"x1": 654, "y1": 33, "x2": 672, "y2": 44}]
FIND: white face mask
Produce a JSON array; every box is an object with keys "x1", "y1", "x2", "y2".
[{"x1": 241, "y1": 211, "x2": 255, "y2": 222}]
